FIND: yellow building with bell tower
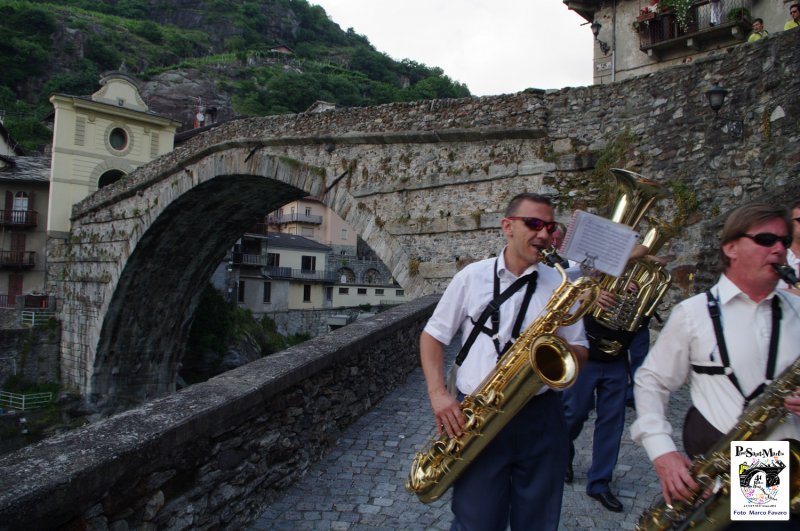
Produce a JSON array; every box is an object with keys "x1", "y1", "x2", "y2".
[{"x1": 47, "y1": 72, "x2": 180, "y2": 236}]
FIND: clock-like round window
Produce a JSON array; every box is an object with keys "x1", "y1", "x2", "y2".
[{"x1": 109, "y1": 128, "x2": 128, "y2": 151}]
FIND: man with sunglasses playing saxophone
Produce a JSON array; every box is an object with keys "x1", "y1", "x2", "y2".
[
  {"x1": 420, "y1": 192, "x2": 589, "y2": 531},
  {"x1": 630, "y1": 202, "x2": 800, "y2": 529}
]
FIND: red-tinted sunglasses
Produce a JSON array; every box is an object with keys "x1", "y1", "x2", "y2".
[{"x1": 506, "y1": 217, "x2": 558, "y2": 233}]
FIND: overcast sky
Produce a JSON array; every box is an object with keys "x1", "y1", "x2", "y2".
[{"x1": 311, "y1": 1, "x2": 594, "y2": 96}]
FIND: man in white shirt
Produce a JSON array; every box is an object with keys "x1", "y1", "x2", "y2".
[
  {"x1": 420, "y1": 193, "x2": 589, "y2": 531},
  {"x1": 630, "y1": 202, "x2": 800, "y2": 527}
]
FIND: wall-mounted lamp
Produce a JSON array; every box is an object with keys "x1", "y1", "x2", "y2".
[
  {"x1": 704, "y1": 82, "x2": 743, "y2": 139},
  {"x1": 590, "y1": 20, "x2": 611, "y2": 55}
]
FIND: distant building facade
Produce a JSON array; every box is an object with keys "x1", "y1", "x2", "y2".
[
  {"x1": 47, "y1": 72, "x2": 180, "y2": 235},
  {"x1": 213, "y1": 197, "x2": 406, "y2": 335},
  {"x1": 564, "y1": 0, "x2": 788, "y2": 85},
  {"x1": 0, "y1": 123, "x2": 51, "y2": 308}
]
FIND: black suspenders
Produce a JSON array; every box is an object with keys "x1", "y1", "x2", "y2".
[
  {"x1": 692, "y1": 290, "x2": 782, "y2": 406},
  {"x1": 454, "y1": 260, "x2": 538, "y2": 367}
]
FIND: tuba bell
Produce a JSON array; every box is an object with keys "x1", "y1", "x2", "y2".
[{"x1": 586, "y1": 169, "x2": 673, "y2": 357}]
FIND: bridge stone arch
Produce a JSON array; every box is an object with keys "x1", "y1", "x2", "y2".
[{"x1": 52, "y1": 143, "x2": 431, "y2": 409}]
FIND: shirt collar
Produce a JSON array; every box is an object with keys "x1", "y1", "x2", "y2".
[
  {"x1": 717, "y1": 273, "x2": 777, "y2": 305},
  {"x1": 497, "y1": 246, "x2": 539, "y2": 279}
]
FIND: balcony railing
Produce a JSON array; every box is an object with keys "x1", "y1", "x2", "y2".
[
  {"x1": 262, "y1": 266, "x2": 338, "y2": 283},
  {"x1": 0, "y1": 250, "x2": 36, "y2": 269},
  {"x1": 232, "y1": 252, "x2": 268, "y2": 267},
  {"x1": 266, "y1": 213, "x2": 323, "y2": 226},
  {"x1": 637, "y1": 0, "x2": 753, "y2": 57},
  {"x1": 0, "y1": 209, "x2": 38, "y2": 228}
]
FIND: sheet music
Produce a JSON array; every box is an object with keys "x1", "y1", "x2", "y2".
[{"x1": 561, "y1": 210, "x2": 638, "y2": 277}]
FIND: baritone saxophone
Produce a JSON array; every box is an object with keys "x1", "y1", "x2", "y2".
[
  {"x1": 405, "y1": 251, "x2": 600, "y2": 503},
  {"x1": 635, "y1": 353, "x2": 800, "y2": 530}
]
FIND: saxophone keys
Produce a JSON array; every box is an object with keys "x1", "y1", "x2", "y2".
[{"x1": 463, "y1": 408, "x2": 480, "y2": 431}]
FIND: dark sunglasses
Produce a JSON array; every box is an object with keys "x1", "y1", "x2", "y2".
[
  {"x1": 740, "y1": 233, "x2": 791, "y2": 248},
  {"x1": 506, "y1": 216, "x2": 558, "y2": 233}
]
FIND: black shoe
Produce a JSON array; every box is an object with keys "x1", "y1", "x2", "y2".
[
  {"x1": 588, "y1": 491, "x2": 623, "y2": 512},
  {"x1": 565, "y1": 462, "x2": 573, "y2": 484}
]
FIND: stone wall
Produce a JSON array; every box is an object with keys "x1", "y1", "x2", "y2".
[
  {"x1": 0, "y1": 295, "x2": 436, "y2": 531},
  {"x1": 0, "y1": 327, "x2": 60, "y2": 384}
]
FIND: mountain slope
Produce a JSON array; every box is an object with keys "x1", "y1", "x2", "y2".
[{"x1": 0, "y1": 0, "x2": 471, "y2": 150}]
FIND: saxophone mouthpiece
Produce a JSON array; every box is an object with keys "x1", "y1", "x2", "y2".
[{"x1": 772, "y1": 263, "x2": 799, "y2": 288}]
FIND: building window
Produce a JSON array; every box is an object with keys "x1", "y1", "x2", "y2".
[
  {"x1": 98, "y1": 169, "x2": 125, "y2": 189},
  {"x1": 375, "y1": 288, "x2": 384, "y2": 296},
  {"x1": 301, "y1": 227, "x2": 314, "y2": 237},
  {"x1": 267, "y1": 253, "x2": 279, "y2": 267},
  {"x1": 13, "y1": 191, "x2": 28, "y2": 212},
  {"x1": 325, "y1": 286, "x2": 333, "y2": 301},
  {"x1": 357, "y1": 288, "x2": 367, "y2": 295},
  {"x1": 301, "y1": 255, "x2": 316, "y2": 271},
  {"x1": 305, "y1": 207, "x2": 312, "y2": 215},
  {"x1": 341, "y1": 228, "x2": 347, "y2": 240},
  {"x1": 339, "y1": 287, "x2": 349, "y2": 295},
  {"x1": 109, "y1": 127, "x2": 128, "y2": 151},
  {"x1": 263, "y1": 282, "x2": 271, "y2": 303},
  {"x1": 104, "y1": 123, "x2": 133, "y2": 155},
  {"x1": 238, "y1": 281, "x2": 246, "y2": 303},
  {"x1": 303, "y1": 284, "x2": 311, "y2": 302},
  {"x1": 395, "y1": 289, "x2": 404, "y2": 297}
]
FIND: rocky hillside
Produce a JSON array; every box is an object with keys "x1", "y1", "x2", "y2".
[{"x1": 0, "y1": 0, "x2": 471, "y2": 150}]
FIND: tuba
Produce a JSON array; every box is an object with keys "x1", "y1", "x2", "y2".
[
  {"x1": 587, "y1": 169, "x2": 673, "y2": 356},
  {"x1": 635, "y1": 354, "x2": 800, "y2": 530},
  {"x1": 405, "y1": 252, "x2": 600, "y2": 503}
]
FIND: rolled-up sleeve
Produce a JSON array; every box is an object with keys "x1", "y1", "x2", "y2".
[
  {"x1": 423, "y1": 273, "x2": 469, "y2": 346},
  {"x1": 630, "y1": 303, "x2": 693, "y2": 461}
]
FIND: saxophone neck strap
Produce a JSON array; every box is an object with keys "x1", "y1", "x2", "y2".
[
  {"x1": 454, "y1": 259, "x2": 538, "y2": 367},
  {"x1": 693, "y1": 290, "x2": 781, "y2": 405}
]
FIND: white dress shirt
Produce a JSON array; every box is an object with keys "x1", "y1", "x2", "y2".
[
  {"x1": 424, "y1": 248, "x2": 588, "y2": 396},
  {"x1": 630, "y1": 274, "x2": 800, "y2": 462}
]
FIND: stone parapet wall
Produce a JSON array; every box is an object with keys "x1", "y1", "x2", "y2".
[{"x1": 0, "y1": 295, "x2": 437, "y2": 531}]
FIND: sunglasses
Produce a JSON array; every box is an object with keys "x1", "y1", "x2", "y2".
[
  {"x1": 740, "y1": 233, "x2": 791, "y2": 248},
  {"x1": 506, "y1": 216, "x2": 558, "y2": 233}
]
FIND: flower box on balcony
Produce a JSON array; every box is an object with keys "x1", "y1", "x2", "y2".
[{"x1": 637, "y1": 12, "x2": 656, "y2": 22}]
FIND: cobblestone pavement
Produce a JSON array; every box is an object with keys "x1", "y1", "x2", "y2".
[{"x1": 250, "y1": 341, "x2": 691, "y2": 531}]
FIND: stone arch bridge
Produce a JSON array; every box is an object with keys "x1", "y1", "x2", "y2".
[{"x1": 49, "y1": 30, "x2": 800, "y2": 409}]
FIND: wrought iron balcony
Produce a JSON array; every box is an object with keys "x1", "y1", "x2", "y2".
[
  {"x1": 232, "y1": 252, "x2": 268, "y2": 267},
  {"x1": 0, "y1": 209, "x2": 38, "y2": 228},
  {"x1": 0, "y1": 250, "x2": 36, "y2": 269},
  {"x1": 266, "y1": 213, "x2": 323, "y2": 225},
  {"x1": 636, "y1": 0, "x2": 753, "y2": 58},
  {"x1": 262, "y1": 266, "x2": 338, "y2": 283}
]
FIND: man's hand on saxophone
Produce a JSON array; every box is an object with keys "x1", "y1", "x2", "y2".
[
  {"x1": 652, "y1": 451, "x2": 699, "y2": 505},
  {"x1": 785, "y1": 392, "x2": 800, "y2": 417},
  {"x1": 420, "y1": 331, "x2": 466, "y2": 438}
]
